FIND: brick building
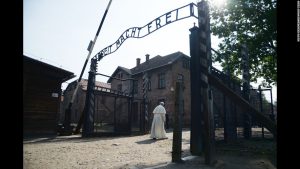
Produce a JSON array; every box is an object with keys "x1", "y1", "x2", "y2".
[
  {"x1": 60, "y1": 51, "x2": 271, "y2": 132},
  {"x1": 109, "y1": 51, "x2": 266, "y2": 129},
  {"x1": 108, "y1": 51, "x2": 191, "y2": 128}
]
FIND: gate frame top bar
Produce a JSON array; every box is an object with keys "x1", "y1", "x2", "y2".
[{"x1": 94, "y1": 3, "x2": 198, "y2": 61}]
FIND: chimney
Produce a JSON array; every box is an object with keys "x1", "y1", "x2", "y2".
[
  {"x1": 145, "y1": 54, "x2": 150, "y2": 62},
  {"x1": 136, "y1": 58, "x2": 141, "y2": 66}
]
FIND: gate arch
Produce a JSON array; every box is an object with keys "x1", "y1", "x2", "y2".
[{"x1": 82, "y1": 2, "x2": 200, "y2": 136}]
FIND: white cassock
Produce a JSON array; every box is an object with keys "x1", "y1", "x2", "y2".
[{"x1": 150, "y1": 105, "x2": 167, "y2": 139}]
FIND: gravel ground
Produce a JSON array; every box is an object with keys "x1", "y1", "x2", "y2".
[{"x1": 23, "y1": 129, "x2": 276, "y2": 169}]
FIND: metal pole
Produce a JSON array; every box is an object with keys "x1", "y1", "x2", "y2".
[
  {"x1": 63, "y1": 0, "x2": 113, "y2": 133},
  {"x1": 82, "y1": 58, "x2": 97, "y2": 137},
  {"x1": 71, "y1": 0, "x2": 113, "y2": 105},
  {"x1": 142, "y1": 72, "x2": 149, "y2": 133}
]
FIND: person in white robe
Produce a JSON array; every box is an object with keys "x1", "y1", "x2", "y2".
[{"x1": 150, "y1": 102, "x2": 167, "y2": 139}]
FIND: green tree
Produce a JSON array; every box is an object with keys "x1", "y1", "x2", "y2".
[{"x1": 210, "y1": 0, "x2": 277, "y2": 87}]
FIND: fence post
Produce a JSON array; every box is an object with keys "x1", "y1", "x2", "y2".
[
  {"x1": 241, "y1": 44, "x2": 252, "y2": 139},
  {"x1": 172, "y1": 82, "x2": 183, "y2": 162},
  {"x1": 224, "y1": 65, "x2": 237, "y2": 142}
]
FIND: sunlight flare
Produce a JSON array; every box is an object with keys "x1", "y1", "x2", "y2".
[{"x1": 209, "y1": 0, "x2": 227, "y2": 8}]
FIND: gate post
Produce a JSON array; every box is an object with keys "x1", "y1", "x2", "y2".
[
  {"x1": 198, "y1": 0, "x2": 215, "y2": 164},
  {"x1": 189, "y1": 0, "x2": 215, "y2": 164},
  {"x1": 82, "y1": 58, "x2": 97, "y2": 137},
  {"x1": 189, "y1": 25, "x2": 203, "y2": 156},
  {"x1": 241, "y1": 44, "x2": 252, "y2": 139}
]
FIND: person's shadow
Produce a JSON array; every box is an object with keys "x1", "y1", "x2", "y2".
[{"x1": 135, "y1": 138, "x2": 165, "y2": 144}]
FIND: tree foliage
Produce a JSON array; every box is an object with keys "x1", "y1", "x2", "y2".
[{"x1": 209, "y1": 0, "x2": 277, "y2": 87}]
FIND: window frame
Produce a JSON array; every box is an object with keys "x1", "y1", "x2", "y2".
[{"x1": 158, "y1": 73, "x2": 166, "y2": 89}]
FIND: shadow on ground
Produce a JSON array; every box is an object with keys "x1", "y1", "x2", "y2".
[
  {"x1": 119, "y1": 136, "x2": 276, "y2": 169},
  {"x1": 23, "y1": 134, "x2": 126, "y2": 144},
  {"x1": 136, "y1": 138, "x2": 168, "y2": 144},
  {"x1": 117, "y1": 155, "x2": 276, "y2": 169}
]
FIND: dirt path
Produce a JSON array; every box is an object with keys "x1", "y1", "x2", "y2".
[{"x1": 23, "y1": 129, "x2": 276, "y2": 169}]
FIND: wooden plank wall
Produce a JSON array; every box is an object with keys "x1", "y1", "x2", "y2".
[{"x1": 24, "y1": 65, "x2": 62, "y2": 135}]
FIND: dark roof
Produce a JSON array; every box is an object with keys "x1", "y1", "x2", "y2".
[
  {"x1": 107, "y1": 66, "x2": 133, "y2": 83},
  {"x1": 130, "y1": 51, "x2": 189, "y2": 75},
  {"x1": 119, "y1": 66, "x2": 132, "y2": 74},
  {"x1": 79, "y1": 79, "x2": 111, "y2": 90},
  {"x1": 107, "y1": 51, "x2": 190, "y2": 83},
  {"x1": 65, "y1": 78, "x2": 111, "y2": 93},
  {"x1": 23, "y1": 55, "x2": 75, "y2": 82}
]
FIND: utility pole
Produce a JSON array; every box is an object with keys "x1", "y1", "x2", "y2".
[{"x1": 62, "y1": 0, "x2": 113, "y2": 135}]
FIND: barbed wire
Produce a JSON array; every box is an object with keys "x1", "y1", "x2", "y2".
[{"x1": 23, "y1": 51, "x2": 73, "y2": 71}]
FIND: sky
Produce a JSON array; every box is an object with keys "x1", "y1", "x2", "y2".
[{"x1": 23, "y1": 0, "x2": 276, "y2": 102}]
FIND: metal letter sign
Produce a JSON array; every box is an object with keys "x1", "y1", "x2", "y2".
[{"x1": 94, "y1": 3, "x2": 198, "y2": 61}]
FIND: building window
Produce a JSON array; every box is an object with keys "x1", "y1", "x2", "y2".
[
  {"x1": 158, "y1": 73, "x2": 166, "y2": 89},
  {"x1": 177, "y1": 74, "x2": 184, "y2": 83},
  {"x1": 117, "y1": 84, "x2": 122, "y2": 91},
  {"x1": 182, "y1": 58, "x2": 190, "y2": 69},
  {"x1": 118, "y1": 72, "x2": 123, "y2": 79},
  {"x1": 148, "y1": 80, "x2": 151, "y2": 91},
  {"x1": 133, "y1": 80, "x2": 138, "y2": 94}
]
